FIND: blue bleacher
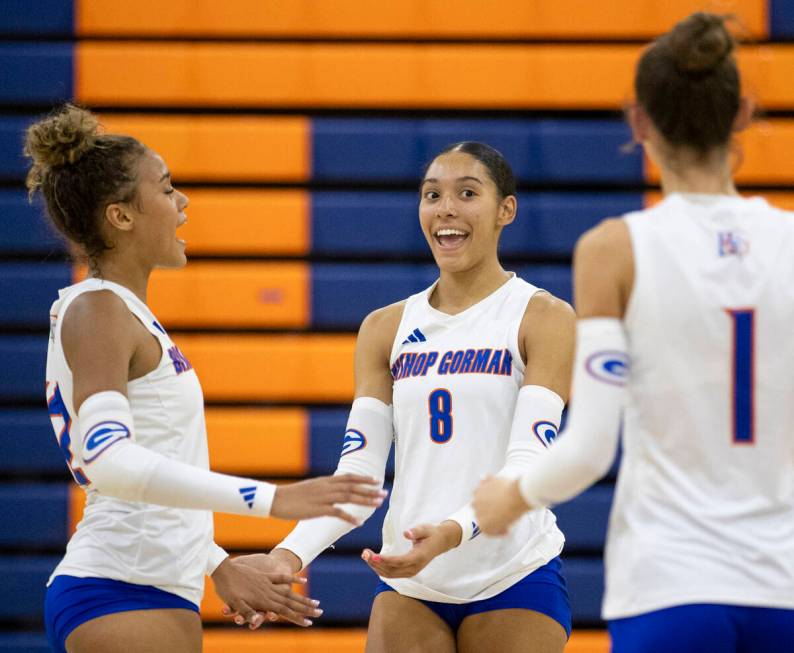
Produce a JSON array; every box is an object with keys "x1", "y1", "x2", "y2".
[
  {"x1": 0, "y1": 263, "x2": 70, "y2": 328},
  {"x1": 0, "y1": 556, "x2": 58, "y2": 620},
  {"x1": 312, "y1": 118, "x2": 643, "y2": 184},
  {"x1": 0, "y1": 633, "x2": 49, "y2": 652},
  {"x1": 0, "y1": 45, "x2": 72, "y2": 104},
  {"x1": 770, "y1": 0, "x2": 794, "y2": 39},
  {"x1": 0, "y1": 192, "x2": 64, "y2": 254},
  {"x1": 0, "y1": 411, "x2": 65, "y2": 473},
  {"x1": 0, "y1": 2, "x2": 73, "y2": 37}
]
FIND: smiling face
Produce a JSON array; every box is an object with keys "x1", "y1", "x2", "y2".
[
  {"x1": 118, "y1": 150, "x2": 190, "y2": 269},
  {"x1": 419, "y1": 150, "x2": 516, "y2": 274}
]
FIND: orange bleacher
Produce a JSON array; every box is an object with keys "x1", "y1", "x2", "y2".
[
  {"x1": 77, "y1": 0, "x2": 766, "y2": 39},
  {"x1": 78, "y1": 43, "x2": 794, "y2": 110},
  {"x1": 96, "y1": 114, "x2": 310, "y2": 181},
  {"x1": 176, "y1": 189, "x2": 309, "y2": 256},
  {"x1": 147, "y1": 262, "x2": 310, "y2": 329},
  {"x1": 174, "y1": 334, "x2": 356, "y2": 402}
]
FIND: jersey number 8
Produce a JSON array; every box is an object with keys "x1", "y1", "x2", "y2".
[{"x1": 428, "y1": 388, "x2": 453, "y2": 443}]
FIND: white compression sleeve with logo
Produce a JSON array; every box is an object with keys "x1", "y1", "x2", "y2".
[
  {"x1": 518, "y1": 318, "x2": 629, "y2": 508},
  {"x1": 76, "y1": 391, "x2": 276, "y2": 516},
  {"x1": 446, "y1": 384, "x2": 565, "y2": 542},
  {"x1": 275, "y1": 397, "x2": 393, "y2": 570}
]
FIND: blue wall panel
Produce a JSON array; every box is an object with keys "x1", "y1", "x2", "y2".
[
  {"x1": 0, "y1": 263, "x2": 71, "y2": 327},
  {"x1": 554, "y1": 485, "x2": 613, "y2": 553},
  {"x1": 0, "y1": 484, "x2": 68, "y2": 547},
  {"x1": 770, "y1": 0, "x2": 794, "y2": 39},
  {"x1": 504, "y1": 192, "x2": 642, "y2": 256},
  {"x1": 311, "y1": 263, "x2": 437, "y2": 329},
  {"x1": 0, "y1": 45, "x2": 72, "y2": 104},
  {"x1": 312, "y1": 118, "x2": 642, "y2": 184},
  {"x1": 0, "y1": 633, "x2": 49, "y2": 652},
  {"x1": 312, "y1": 190, "x2": 642, "y2": 258},
  {"x1": 564, "y1": 557, "x2": 604, "y2": 624},
  {"x1": 312, "y1": 192, "x2": 425, "y2": 256},
  {"x1": 0, "y1": 556, "x2": 59, "y2": 619},
  {"x1": 0, "y1": 117, "x2": 37, "y2": 180},
  {"x1": 0, "y1": 191, "x2": 65, "y2": 254},
  {"x1": 0, "y1": 337, "x2": 47, "y2": 401},
  {"x1": 515, "y1": 265, "x2": 572, "y2": 303},
  {"x1": 0, "y1": 410, "x2": 65, "y2": 473},
  {"x1": 0, "y1": 2, "x2": 73, "y2": 36}
]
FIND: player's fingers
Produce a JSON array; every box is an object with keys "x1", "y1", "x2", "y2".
[
  {"x1": 273, "y1": 603, "x2": 315, "y2": 627},
  {"x1": 230, "y1": 599, "x2": 258, "y2": 626},
  {"x1": 265, "y1": 572, "x2": 302, "y2": 586},
  {"x1": 266, "y1": 611, "x2": 279, "y2": 622},
  {"x1": 333, "y1": 473, "x2": 380, "y2": 486},
  {"x1": 405, "y1": 524, "x2": 431, "y2": 540}
]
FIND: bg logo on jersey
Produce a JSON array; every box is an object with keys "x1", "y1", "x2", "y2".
[
  {"x1": 341, "y1": 429, "x2": 367, "y2": 456},
  {"x1": 82, "y1": 421, "x2": 130, "y2": 463},
  {"x1": 585, "y1": 351, "x2": 630, "y2": 386}
]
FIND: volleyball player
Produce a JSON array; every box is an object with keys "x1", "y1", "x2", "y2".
[
  {"x1": 473, "y1": 13, "x2": 794, "y2": 652},
  {"x1": 242, "y1": 142, "x2": 576, "y2": 652},
  {"x1": 28, "y1": 104, "x2": 385, "y2": 653}
]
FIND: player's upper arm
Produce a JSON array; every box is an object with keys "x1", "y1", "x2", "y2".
[
  {"x1": 573, "y1": 218, "x2": 634, "y2": 319},
  {"x1": 61, "y1": 290, "x2": 138, "y2": 411},
  {"x1": 519, "y1": 292, "x2": 576, "y2": 402},
  {"x1": 354, "y1": 301, "x2": 405, "y2": 404}
]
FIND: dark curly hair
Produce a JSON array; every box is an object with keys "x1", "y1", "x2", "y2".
[{"x1": 24, "y1": 104, "x2": 146, "y2": 265}]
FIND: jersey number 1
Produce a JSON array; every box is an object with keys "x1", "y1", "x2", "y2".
[
  {"x1": 727, "y1": 309, "x2": 754, "y2": 444},
  {"x1": 428, "y1": 389, "x2": 453, "y2": 443}
]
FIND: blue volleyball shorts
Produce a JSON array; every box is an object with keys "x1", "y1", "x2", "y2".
[
  {"x1": 45, "y1": 575, "x2": 199, "y2": 653},
  {"x1": 609, "y1": 603, "x2": 794, "y2": 653},
  {"x1": 373, "y1": 556, "x2": 571, "y2": 636}
]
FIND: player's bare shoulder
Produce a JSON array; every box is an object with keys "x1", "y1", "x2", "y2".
[
  {"x1": 61, "y1": 289, "x2": 137, "y2": 352},
  {"x1": 574, "y1": 217, "x2": 634, "y2": 318},
  {"x1": 357, "y1": 300, "x2": 407, "y2": 351}
]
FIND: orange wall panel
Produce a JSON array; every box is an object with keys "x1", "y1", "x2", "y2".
[
  {"x1": 203, "y1": 629, "x2": 368, "y2": 652},
  {"x1": 201, "y1": 628, "x2": 609, "y2": 652},
  {"x1": 93, "y1": 114, "x2": 309, "y2": 182},
  {"x1": 178, "y1": 189, "x2": 309, "y2": 256},
  {"x1": 147, "y1": 262, "x2": 310, "y2": 329},
  {"x1": 214, "y1": 512, "x2": 296, "y2": 549},
  {"x1": 645, "y1": 120, "x2": 794, "y2": 185},
  {"x1": 174, "y1": 335, "x2": 356, "y2": 402},
  {"x1": 77, "y1": 0, "x2": 766, "y2": 39},
  {"x1": 206, "y1": 408, "x2": 308, "y2": 476},
  {"x1": 76, "y1": 43, "x2": 794, "y2": 110}
]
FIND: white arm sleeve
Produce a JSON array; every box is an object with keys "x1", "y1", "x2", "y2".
[
  {"x1": 446, "y1": 384, "x2": 564, "y2": 542},
  {"x1": 275, "y1": 397, "x2": 393, "y2": 570},
  {"x1": 76, "y1": 391, "x2": 277, "y2": 516},
  {"x1": 518, "y1": 318, "x2": 628, "y2": 508}
]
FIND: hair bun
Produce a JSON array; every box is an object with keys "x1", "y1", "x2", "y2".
[
  {"x1": 669, "y1": 12, "x2": 734, "y2": 74},
  {"x1": 24, "y1": 104, "x2": 99, "y2": 171}
]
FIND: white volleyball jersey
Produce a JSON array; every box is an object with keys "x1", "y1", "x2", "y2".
[
  {"x1": 45, "y1": 278, "x2": 214, "y2": 606},
  {"x1": 603, "y1": 193, "x2": 794, "y2": 619},
  {"x1": 383, "y1": 274, "x2": 565, "y2": 602}
]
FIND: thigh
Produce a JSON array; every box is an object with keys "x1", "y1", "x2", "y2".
[
  {"x1": 609, "y1": 604, "x2": 737, "y2": 653},
  {"x1": 738, "y1": 606, "x2": 794, "y2": 653},
  {"x1": 66, "y1": 608, "x2": 202, "y2": 653},
  {"x1": 366, "y1": 591, "x2": 457, "y2": 653},
  {"x1": 457, "y1": 608, "x2": 566, "y2": 653}
]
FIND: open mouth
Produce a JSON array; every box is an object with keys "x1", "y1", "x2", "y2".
[{"x1": 434, "y1": 228, "x2": 469, "y2": 250}]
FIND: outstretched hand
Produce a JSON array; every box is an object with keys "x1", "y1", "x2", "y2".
[
  {"x1": 472, "y1": 476, "x2": 531, "y2": 536},
  {"x1": 211, "y1": 554, "x2": 320, "y2": 629},
  {"x1": 361, "y1": 521, "x2": 461, "y2": 579},
  {"x1": 271, "y1": 474, "x2": 387, "y2": 524}
]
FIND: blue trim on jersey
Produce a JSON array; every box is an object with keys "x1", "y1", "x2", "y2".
[
  {"x1": 45, "y1": 575, "x2": 199, "y2": 653},
  {"x1": 609, "y1": 603, "x2": 794, "y2": 653},
  {"x1": 728, "y1": 309, "x2": 754, "y2": 443},
  {"x1": 373, "y1": 556, "x2": 571, "y2": 637}
]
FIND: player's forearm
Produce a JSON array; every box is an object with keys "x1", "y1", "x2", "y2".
[
  {"x1": 518, "y1": 319, "x2": 627, "y2": 507},
  {"x1": 274, "y1": 397, "x2": 393, "y2": 570},
  {"x1": 77, "y1": 391, "x2": 276, "y2": 516}
]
